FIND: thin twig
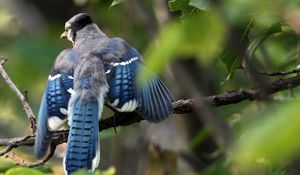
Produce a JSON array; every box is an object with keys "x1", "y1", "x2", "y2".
[
  {"x1": 0, "y1": 135, "x2": 34, "y2": 156},
  {"x1": 255, "y1": 68, "x2": 300, "y2": 76},
  {"x1": 0, "y1": 56, "x2": 36, "y2": 133},
  {"x1": 5, "y1": 144, "x2": 55, "y2": 167}
]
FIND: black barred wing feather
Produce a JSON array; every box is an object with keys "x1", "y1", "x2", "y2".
[
  {"x1": 46, "y1": 73, "x2": 73, "y2": 129},
  {"x1": 105, "y1": 42, "x2": 173, "y2": 122},
  {"x1": 136, "y1": 74, "x2": 173, "y2": 122},
  {"x1": 105, "y1": 55, "x2": 139, "y2": 112}
]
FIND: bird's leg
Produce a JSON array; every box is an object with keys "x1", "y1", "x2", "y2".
[
  {"x1": 113, "y1": 112, "x2": 118, "y2": 134},
  {"x1": 104, "y1": 102, "x2": 118, "y2": 112}
]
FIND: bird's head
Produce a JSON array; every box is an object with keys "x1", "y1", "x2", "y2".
[{"x1": 60, "y1": 13, "x2": 93, "y2": 45}]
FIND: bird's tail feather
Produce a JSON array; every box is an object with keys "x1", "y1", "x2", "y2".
[
  {"x1": 64, "y1": 95, "x2": 101, "y2": 174},
  {"x1": 34, "y1": 93, "x2": 53, "y2": 159}
]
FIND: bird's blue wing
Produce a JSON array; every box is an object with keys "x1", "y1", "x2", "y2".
[
  {"x1": 46, "y1": 72, "x2": 73, "y2": 129},
  {"x1": 34, "y1": 50, "x2": 75, "y2": 159},
  {"x1": 105, "y1": 41, "x2": 174, "y2": 122},
  {"x1": 105, "y1": 47, "x2": 139, "y2": 112}
]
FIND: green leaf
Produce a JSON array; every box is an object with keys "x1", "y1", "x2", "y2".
[
  {"x1": 219, "y1": 21, "x2": 253, "y2": 80},
  {"x1": 0, "y1": 157, "x2": 14, "y2": 172},
  {"x1": 247, "y1": 23, "x2": 282, "y2": 57},
  {"x1": 110, "y1": 0, "x2": 125, "y2": 7},
  {"x1": 232, "y1": 100, "x2": 300, "y2": 171},
  {"x1": 168, "y1": 0, "x2": 197, "y2": 18},
  {"x1": 219, "y1": 50, "x2": 242, "y2": 81},
  {"x1": 5, "y1": 167, "x2": 44, "y2": 175},
  {"x1": 95, "y1": 167, "x2": 116, "y2": 175},
  {"x1": 219, "y1": 22, "x2": 281, "y2": 80},
  {"x1": 140, "y1": 11, "x2": 226, "y2": 82},
  {"x1": 168, "y1": 0, "x2": 190, "y2": 11},
  {"x1": 72, "y1": 167, "x2": 116, "y2": 175},
  {"x1": 189, "y1": 0, "x2": 210, "y2": 11}
]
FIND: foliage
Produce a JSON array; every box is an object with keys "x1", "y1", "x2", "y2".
[
  {"x1": 1, "y1": 0, "x2": 300, "y2": 174},
  {"x1": 232, "y1": 101, "x2": 300, "y2": 172},
  {"x1": 72, "y1": 166, "x2": 116, "y2": 175},
  {"x1": 140, "y1": 10, "x2": 226, "y2": 81},
  {"x1": 4, "y1": 167, "x2": 45, "y2": 175},
  {"x1": 141, "y1": 0, "x2": 300, "y2": 174}
]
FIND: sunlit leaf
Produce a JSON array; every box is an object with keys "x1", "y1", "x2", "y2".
[
  {"x1": 72, "y1": 167, "x2": 116, "y2": 175},
  {"x1": 95, "y1": 167, "x2": 116, "y2": 175},
  {"x1": 110, "y1": 0, "x2": 125, "y2": 7},
  {"x1": 232, "y1": 100, "x2": 300, "y2": 171},
  {"x1": 189, "y1": 0, "x2": 210, "y2": 11},
  {"x1": 0, "y1": 10, "x2": 20, "y2": 39},
  {"x1": 5, "y1": 167, "x2": 44, "y2": 175},
  {"x1": 0, "y1": 157, "x2": 14, "y2": 172},
  {"x1": 140, "y1": 11, "x2": 226, "y2": 82}
]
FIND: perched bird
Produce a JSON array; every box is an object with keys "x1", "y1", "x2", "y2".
[{"x1": 34, "y1": 13, "x2": 173, "y2": 174}]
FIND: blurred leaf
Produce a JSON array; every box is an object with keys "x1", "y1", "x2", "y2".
[
  {"x1": 0, "y1": 9, "x2": 20, "y2": 40},
  {"x1": 145, "y1": 144, "x2": 177, "y2": 175},
  {"x1": 220, "y1": 22, "x2": 281, "y2": 80},
  {"x1": 247, "y1": 23, "x2": 282, "y2": 57},
  {"x1": 0, "y1": 157, "x2": 14, "y2": 172},
  {"x1": 141, "y1": 11, "x2": 226, "y2": 82},
  {"x1": 72, "y1": 167, "x2": 116, "y2": 175},
  {"x1": 202, "y1": 159, "x2": 232, "y2": 175},
  {"x1": 168, "y1": 0, "x2": 190, "y2": 12},
  {"x1": 189, "y1": 0, "x2": 210, "y2": 11},
  {"x1": 110, "y1": 0, "x2": 125, "y2": 7},
  {"x1": 5, "y1": 167, "x2": 44, "y2": 175},
  {"x1": 224, "y1": 0, "x2": 283, "y2": 27},
  {"x1": 100, "y1": 128, "x2": 117, "y2": 139},
  {"x1": 189, "y1": 128, "x2": 210, "y2": 149},
  {"x1": 232, "y1": 100, "x2": 300, "y2": 172},
  {"x1": 95, "y1": 167, "x2": 116, "y2": 175}
]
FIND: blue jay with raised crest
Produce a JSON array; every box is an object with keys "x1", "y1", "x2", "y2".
[{"x1": 34, "y1": 13, "x2": 173, "y2": 174}]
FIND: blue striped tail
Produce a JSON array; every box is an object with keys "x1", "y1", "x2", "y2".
[{"x1": 64, "y1": 96, "x2": 100, "y2": 174}]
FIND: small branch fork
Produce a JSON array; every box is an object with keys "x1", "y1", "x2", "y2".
[
  {"x1": 1, "y1": 56, "x2": 300, "y2": 167},
  {"x1": 0, "y1": 56, "x2": 36, "y2": 133}
]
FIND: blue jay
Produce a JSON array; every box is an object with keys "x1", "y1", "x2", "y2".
[{"x1": 34, "y1": 13, "x2": 173, "y2": 174}]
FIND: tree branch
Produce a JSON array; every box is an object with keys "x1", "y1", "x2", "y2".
[
  {"x1": 0, "y1": 74, "x2": 299, "y2": 146},
  {"x1": 0, "y1": 57, "x2": 36, "y2": 133},
  {"x1": 255, "y1": 68, "x2": 300, "y2": 76},
  {"x1": 4, "y1": 143, "x2": 55, "y2": 168},
  {"x1": 206, "y1": 75, "x2": 300, "y2": 106},
  {"x1": 1, "y1": 61, "x2": 300, "y2": 167}
]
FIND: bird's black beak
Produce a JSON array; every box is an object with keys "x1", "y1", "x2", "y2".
[{"x1": 60, "y1": 31, "x2": 67, "y2": 39}]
